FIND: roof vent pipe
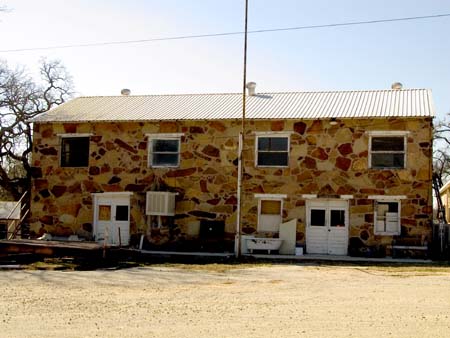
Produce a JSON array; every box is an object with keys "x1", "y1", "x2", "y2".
[
  {"x1": 246, "y1": 82, "x2": 256, "y2": 96},
  {"x1": 391, "y1": 82, "x2": 403, "y2": 90},
  {"x1": 121, "y1": 88, "x2": 131, "y2": 96}
]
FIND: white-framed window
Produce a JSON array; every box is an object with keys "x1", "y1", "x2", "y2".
[
  {"x1": 146, "y1": 133, "x2": 183, "y2": 168},
  {"x1": 57, "y1": 133, "x2": 92, "y2": 168},
  {"x1": 367, "y1": 131, "x2": 408, "y2": 169},
  {"x1": 255, "y1": 132, "x2": 290, "y2": 167},
  {"x1": 369, "y1": 195, "x2": 405, "y2": 235},
  {"x1": 255, "y1": 194, "x2": 287, "y2": 232}
]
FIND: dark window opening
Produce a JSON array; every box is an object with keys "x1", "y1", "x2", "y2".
[
  {"x1": 61, "y1": 137, "x2": 89, "y2": 167},
  {"x1": 371, "y1": 136, "x2": 405, "y2": 169},
  {"x1": 371, "y1": 153, "x2": 405, "y2": 168},
  {"x1": 151, "y1": 139, "x2": 180, "y2": 167},
  {"x1": 330, "y1": 210, "x2": 346, "y2": 227},
  {"x1": 257, "y1": 137, "x2": 289, "y2": 166},
  {"x1": 115, "y1": 205, "x2": 129, "y2": 221},
  {"x1": 371, "y1": 137, "x2": 404, "y2": 151},
  {"x1": 310, "y1": 209, "x2": 326, "y2": 226}
]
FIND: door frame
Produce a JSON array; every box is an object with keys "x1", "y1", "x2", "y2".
[
  {"x1": 305, "y1": 199, "x2": 349, "y2": 255},
  {"x1": 92, "y1": 192, "x2": 133, "y2": 245}
]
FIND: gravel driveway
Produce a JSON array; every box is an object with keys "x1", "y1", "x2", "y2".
[{"x1": 1, "y1": 264, "x2": 450, "y2": 337}]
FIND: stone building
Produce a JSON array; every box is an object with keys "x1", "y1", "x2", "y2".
[
  {"x1": 29, "y1": 86, "x2": 435, "y2": 256},
  {"x1": 440, "y1": 180, "x2": 450, "y2": 224}
]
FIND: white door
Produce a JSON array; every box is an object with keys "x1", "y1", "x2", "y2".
[
  {"x1": 93, "y1": 192, "x2": 132, "y2": 246},
  {"x1": 306, "y1": 200, "x2": 349, "y2": 255}
]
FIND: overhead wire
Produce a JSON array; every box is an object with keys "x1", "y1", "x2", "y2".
[{"x1": 0, "y1": 13, "x2": 449, "y2": 53}]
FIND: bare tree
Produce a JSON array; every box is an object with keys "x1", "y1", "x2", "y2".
[
  {"x1": 0, "y1": 59, "x2": 73, "y2": 200},
  {"x1": 434, "y1": 114, "x2": 450, "y2": 185}
]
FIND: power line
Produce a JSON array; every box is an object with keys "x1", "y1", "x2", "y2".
[{"x1": 1, "y1": 13, "x2": 449, "y2": 53}]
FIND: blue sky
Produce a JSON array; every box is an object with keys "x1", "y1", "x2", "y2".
[{"x1": 1, "y1": 0, "x2": 449, "y2": 119}]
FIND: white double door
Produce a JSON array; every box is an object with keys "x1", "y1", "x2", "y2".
[
  {"x1": 93, "y1": 192, "x2": 132, "y2": 246},
  {"x1": 306, "y1": 200, "x2": 349, "y2": 255}
]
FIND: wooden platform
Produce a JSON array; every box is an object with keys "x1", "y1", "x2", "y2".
[{"x1": 0, "y1": 239, "x2": 105, "y2": 257}]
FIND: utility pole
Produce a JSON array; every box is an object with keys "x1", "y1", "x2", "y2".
[{"x1": 235, "y1": 0, "x2": 248, "y2": 258}]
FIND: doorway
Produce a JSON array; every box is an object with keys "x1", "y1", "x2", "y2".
[
  {"x1": 306, "y1": 199, "x2": 349, "y2": 255},
  {"x1": 93, "y1": 192, "x2": 132, "y2": 246}
]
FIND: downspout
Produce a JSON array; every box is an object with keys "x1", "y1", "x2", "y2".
[{"x1": 235, "y1": 0, "x2": 249, "y2": 258}]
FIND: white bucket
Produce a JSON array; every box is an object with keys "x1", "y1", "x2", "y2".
[{"x1": 295, "y1": 247, "x2": 304, "y2": 256}]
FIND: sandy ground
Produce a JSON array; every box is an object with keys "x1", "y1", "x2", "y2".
[{"x1": 1, "y1": 263, "x2": 450, "y2": 338}]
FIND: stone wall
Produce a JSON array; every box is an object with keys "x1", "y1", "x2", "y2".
[
  {"x1": 239, "y1": 118, "x2": 433, "y2": 252},
  {"x1": 30, "y1": 117, "x2": 433, "y2": 252},
  {"x1": 31, "y1": 120, "x2": 241, "y2": 245}
]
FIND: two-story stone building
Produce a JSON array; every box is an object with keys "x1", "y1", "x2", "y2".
[{"x1": 30, "y1": 85, "x2": 435, "y2": 256}]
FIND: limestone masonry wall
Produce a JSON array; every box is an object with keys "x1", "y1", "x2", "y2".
[{"x1": 30, "y1": 117, "x2": 433, "y2": 251}]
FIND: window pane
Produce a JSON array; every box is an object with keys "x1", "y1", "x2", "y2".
[
  {"x1": 372, "y1": 137, "x2": 404, "y2": 151},
  {"x1": 310, "y1": 209, "x2": 326, "y2": 226},
  {"x1": 115, "y1": 205, "x2": 129, "y2": 221},
  {"x1": 258, "y1": 137, "x2": 270, "y2": 151},
  {"x1": 258, "y1": 152, "x2": 288, "y2": 166},
  {"x1": 153, "y1": 153, "x2": 179, "y2": 166},
  {"x1": 377, "y1": 202, "x2": 398, "y2": 214},
  {"x1": 153, "y1": 139, "x2": 179, "y2": 152},
  {"x1": 269, "y1": 137, "x2": 288, "y2": 151},
  {"x1": 98, "y1": 205, "x2": 111, "y2": 221},
  {"x1": 258, "y1": 137, "x2": 288, "y2": 151},
  {"x1": 372, "y1": 153, "x2": 404, "y2": 168},
  {"x1": 375, "y1": 201, "x2": 399, "y2": 234},
  {"x1": 330, "y1": 210, "x2": 345, "y2": 227},
  {"x1": 61, "y1": 137, "x2": 89, "y2": 167},
  {"x1": 261, "y1": 200, "x2": 281, "y2": 215}
]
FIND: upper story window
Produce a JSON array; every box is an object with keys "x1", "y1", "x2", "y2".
[
  {"x1": 147, "y1": 133, "x2": 183, "y2": 168},
  {"x1": 255, "y1": 133, "x2": 290, "y2": 167},
  {"x1": 368, "y1": 131, "x2": 408, "y2": 169},
  {"x1": 59, "y1": 134, "x2": 91, "y2": 167}
]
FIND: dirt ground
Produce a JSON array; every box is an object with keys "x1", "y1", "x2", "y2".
[{"x1": 1, "y1": 263, "x2": 450, "y2": 338}]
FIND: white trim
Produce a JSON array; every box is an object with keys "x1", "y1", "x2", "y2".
[
  {"x1": 59, "y1": 135, "x2": 91, "y2": 168},
  {"x1": 373, "y1": 199, "x2": 401, "y2": 236},
  {"x1": 368, "y1": 132, "x2": 407, "y2": 169},
  {"x1": 254, "y1": 193, "x2": 287, "y2": 199},
  {"x1": 305, "y1": 199, "x2": 349, "y2": 255},
  {"x1": 147, "y1": 134, "x2": 183, "y2": 168},
  {"x1": 253, "y1": 131, "x2": 293, "y2": 136},
  {"x1": 57, "y1": 133, "x2": 93, "y2": 137},
  {"x1": 368, "y1": 195, "x2": 407, "y2": 200},
  {"x1": 92, "y1": 192, "x2": 133, "y2": 197},
  {"x1": 256, "y1": 195, "x2": 284, "y2": 232},
  {"x1": 302, "y1": 194, "x2": 352, "y2": 200},
  {"x1": 92, "y1": 192, "x2": 132, "y2": 246},
  {"x1": 255, "y1": 133, "x2": 290, "y2": 168},
  {"x1": 366, "y1": 131, "x2": 410, "y2": 136},
  {"x1": 301, "y1": 194, "x2": 318, "y2": 199},
  {"x1": 145, "y1": 133, "x2": 184, "y2": 138}
]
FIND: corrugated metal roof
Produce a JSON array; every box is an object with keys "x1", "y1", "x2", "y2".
[{"x1": 33, "y1": 89, "x2": 435, "y2": 123}]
